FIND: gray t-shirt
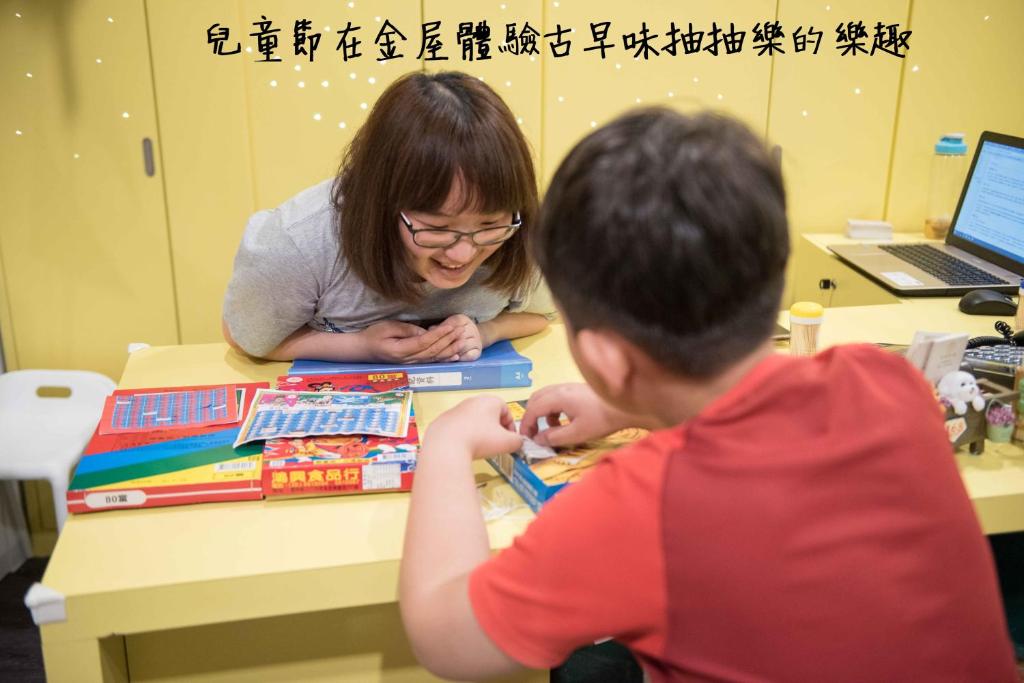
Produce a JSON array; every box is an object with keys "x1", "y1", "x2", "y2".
[{"x1": 223, "y1": 179, "x2": 551, "y2": 357}]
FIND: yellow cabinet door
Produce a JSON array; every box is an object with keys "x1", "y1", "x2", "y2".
[
  {"x1": 0, "y1": 0, "x2": 179, "y2": 380},
  {"x1": 788, "y1": 235, "x2": 899, "y2": 308},
  {"x1": 147, "y1": 1, "x2": 423, "y2": 344}
]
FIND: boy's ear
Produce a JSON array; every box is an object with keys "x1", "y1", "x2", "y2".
[{"x1": 575, "y1": 328, "x2": 636, "y2": 400}]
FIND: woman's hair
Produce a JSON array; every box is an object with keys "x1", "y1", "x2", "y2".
[{"x1": 332, "y1": 71, "x2": 538, "y2": 303}]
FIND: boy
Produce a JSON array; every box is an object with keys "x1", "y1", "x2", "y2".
[{"x1": 399, "y1": 109, "x2": 1017, "y2": 681}]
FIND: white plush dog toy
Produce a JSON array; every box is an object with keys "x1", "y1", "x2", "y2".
[{"x1": 937, "y1": 370, "x2": 986, "y2": 416}]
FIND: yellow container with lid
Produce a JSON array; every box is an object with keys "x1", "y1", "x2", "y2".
[{"x1": 789, "y1": 302, "x2": 824, "y2": 356}]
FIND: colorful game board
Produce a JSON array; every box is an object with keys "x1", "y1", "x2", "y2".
[{"x1": 234, "y1": 388, "x2": 412, "y2": 447}]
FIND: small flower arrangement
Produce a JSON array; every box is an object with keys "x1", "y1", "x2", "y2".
[
  {"x1": 986, "y1": 401, "x2": 1015, "y2": 443},
  {"x1": 987, "y1": 402, "x2": 1015, "y2": 427}
]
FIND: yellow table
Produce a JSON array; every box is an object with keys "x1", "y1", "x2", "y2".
[
  {"x1": 37, "y1": 311, "x2": 1024, "y2": 681},
  {"x1": 39, "y1": 326, "x2": 579, "y2": 683}
]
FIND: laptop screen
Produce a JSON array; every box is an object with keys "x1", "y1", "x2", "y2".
[{"x1": 951, "y1": 139, "x2": 1024, "y2": 263}]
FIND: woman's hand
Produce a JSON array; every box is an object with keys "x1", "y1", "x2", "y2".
[
  {"x1": 356, "y1": 321, "x2": 463, "y2": 363},
  {"x1": 433, "y1": 314, "x2": 490, "y2": 362}
]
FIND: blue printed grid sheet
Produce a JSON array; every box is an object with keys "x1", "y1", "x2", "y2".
[{"x1": 99, "y1": 386, "x2": 238, "y2": 435}]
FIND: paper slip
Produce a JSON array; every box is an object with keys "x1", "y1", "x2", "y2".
[{"x1": 514, "y1": 418, "x2": 558, "y2": 462}]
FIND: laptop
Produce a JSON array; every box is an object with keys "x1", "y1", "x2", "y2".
[{"x1": 829, "y1": 131, "x2": 1024, "y2": 296}]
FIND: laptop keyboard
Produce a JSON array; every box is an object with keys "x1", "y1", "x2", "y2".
[{"x1": 878, "y1": 244, "x2": 1009, "y2": 287}]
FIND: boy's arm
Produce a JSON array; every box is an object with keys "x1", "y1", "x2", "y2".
[
  {"x1": 400, "y1": 397, "x2": 525, "y2": 680},
  {"x1": 402, "y1": 397, "x2": 665, "y2": 675}
]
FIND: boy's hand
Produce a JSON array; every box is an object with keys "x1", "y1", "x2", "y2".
[
  {"x1": 431, "y1": 314, "x2": 490, "y2": 362},
  {"x1": 427, "y1": 396, "x2": 524, "y2": 459},
  {"x1": 357, "y1": 321, "x2": 462, "y2": 363},
  {"x1": 520, "y1": 383, "x2": 633, "y2": 447}
]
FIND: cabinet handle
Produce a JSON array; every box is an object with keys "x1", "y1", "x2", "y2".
[{"x1": 142, "y1": 137, "x2": 155, "y2": 177}]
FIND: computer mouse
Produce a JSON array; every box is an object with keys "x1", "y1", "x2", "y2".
[{"x1": 958, "y1": 289, "x2": 1018, "y2": 316}]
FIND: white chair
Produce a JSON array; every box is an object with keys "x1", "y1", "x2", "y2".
[{"x1": 0, "y1": 370, "x2": 115, "y2": 532}]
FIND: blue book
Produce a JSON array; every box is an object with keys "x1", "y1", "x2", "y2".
[{"x1": 288, "y1": 339, "x2": 532, "y2": 392}]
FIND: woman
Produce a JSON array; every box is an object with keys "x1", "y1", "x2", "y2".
[{"x1": 223, "y1": 71, "x2": 551, "y2": 362}]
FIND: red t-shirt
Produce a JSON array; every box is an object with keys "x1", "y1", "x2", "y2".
[{"x1": 469, "y1": 345, "x2": 1017, "y2": 681}]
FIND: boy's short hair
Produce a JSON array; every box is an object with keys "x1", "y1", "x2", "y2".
[
  {"x1": 534, "y1": 108, "x2": 790, "y2": 378},
  {"x1": 333, "y1": 71, "x2": 538, "y2": 304}
]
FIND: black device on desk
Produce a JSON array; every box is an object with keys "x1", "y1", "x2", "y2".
[
  {"x1": 961, "y1": 321, "x2": 1024, "y2": 388},
  {"x1": 958, "y1": 288, "x2": 1018, "y2": 316}
]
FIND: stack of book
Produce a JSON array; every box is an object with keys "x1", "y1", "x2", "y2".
[
  {"x1": 68, "y1": 383, "x2": 268, "y2": 513},
  {"x1": 68, "y1": 371, "x2": 425, "y2": 514}
]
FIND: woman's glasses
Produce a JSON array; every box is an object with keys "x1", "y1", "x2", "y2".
[{"x1": 400, "y1": 211, "x2": 521, "y2": 248}]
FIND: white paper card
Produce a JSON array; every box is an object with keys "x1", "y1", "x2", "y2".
[
  {"x1": 904, "y1": 331, "x2": 969, "y2": 384},
  {"x1": 881, "y1": 271, "x2": 924, "y2": 287}
]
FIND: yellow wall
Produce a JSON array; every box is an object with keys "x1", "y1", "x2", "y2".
[
  {"x1": 4, "y1": 0, "x2": 1023, "y2": 377},
  {"x1": 886, "y1": 1, "x2": 1024, "y2": 233}
]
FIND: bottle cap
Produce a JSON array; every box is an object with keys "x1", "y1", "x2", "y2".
[
  {"x1": 790, "y1": 301, "x2": 824, "y2": 324},
  {"x1": 935, "y1": 133, "x2": 968, "y2": 155}
]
